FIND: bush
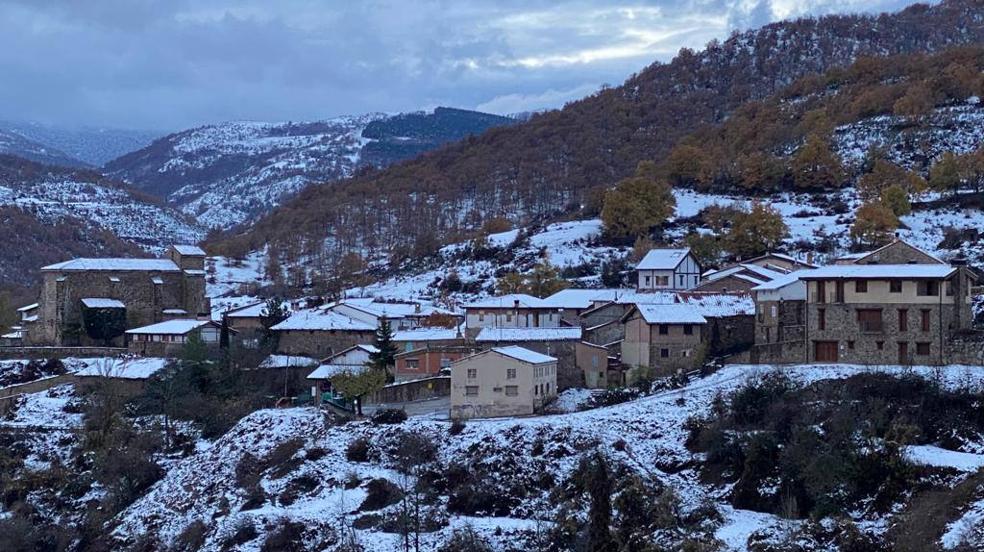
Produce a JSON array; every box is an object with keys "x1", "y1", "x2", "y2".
[
  {"x1": 448, "y1": 418, "x2": 466, "y2": 436},
  {"x1": 222, "y1": 519, "x2": 258, "y2": 550},
  {"x1": 260, "y1": 519, "x2": 307, "y2": 552},
  {"x1": 371, "y1": 408, "x2": 407, "y2": 425},
  {"x1": 266, "y1": 438, "x2": 305, "y2": 479},
  {"x1": 439, "y1": 526, "x2": 493, "y2": 552},
  {"x1": 172, "y1": 520, "x2": 207, "y2": 552},
  {"x1": 358, "y1": 478, "x2": 404, "y2": 511},
  {"x1": 346, "y1": 437, "x2": 370, "y2": 462}
]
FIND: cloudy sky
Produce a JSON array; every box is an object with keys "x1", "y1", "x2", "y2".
[{"x1": 0, "y1": 0, "x2": 920, "y2": 131}]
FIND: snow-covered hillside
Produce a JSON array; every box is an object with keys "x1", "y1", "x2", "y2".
[
  {"x1": 0, "y1": 121, "x2": 160, "y2": 166},
  {"x1": 105, "y1": 115, "x2": 383, "y2": 229},
  {"x1": 0, "y1": 128, "x2": 87, "y2": 168},
  {"x1": 107, "y1": 363, "x2": 984, "y2": 551},
  {"x1": 0, "y1": 176, "x2": 204, "y2": 251}
]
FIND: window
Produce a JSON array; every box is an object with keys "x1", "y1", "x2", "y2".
[
  {"x1": 506, "y1": 368, "x2": 516, "y2": 379},
  {"x1": 660, "y1": 348, "x2": 669, "y2": 358},
  {"x1": 817, "y1": 308, "x2": 826, "y2": 331},
  {"x1": 816, "y1": 281, "x2": 826, "y2": 303},
  {"x1": 898, "y1": 309, "x2": 908, "y2": 331},
  {"x1": 876, "y1": 341, "x2": 884, "y2": 350},
  {"x1": 857, "y1": 309, "x2": 883, "y2": 332},
  {"x1": 464, "y1": 386, "x2": 479, "y2": 396},
  {"x1": 644, "y1": 275, "x2": 651, "y2": 286},
  {"x1": 478, "y1": 312, "x2": 485, "y2": 322},
  {"x1": 848, "y1": 341, "x2": 855, "y2": 350},
  {"x1": 506, "y1": 313, "x2": 513, "y2": 322},
  {"x1": 915, "y1": 342, "x2": 930, "y2": 355},
  {"x1": 658, "y1": 324, "x2": 668, "y2": 335},
  {"x1": 917, "y1": 280, "x2": 939, "y2": 296},
  {"x1": 921, "y1": 309, "x2": 931, "y2": 332},
  {"x1": 505, "y1": 385, "x2": 518, "y2": 396},
  {"x1": 546, "y1": 383, "x2": 551, "y2": 394},
  {"x1": 467, "y1": 368, "x2": 477, "y2": 379},
  {"x1": 678, "y1": 274, "x2": 684, "y2": 285},
  {"x1": 890, "y1": 280, "x2": 902, "y2": 293},
  {"x1": 770, "y1": 305, "x2": 777, "y2": 318},
  {"x1": 406, "y1": 359, "x2": 420, "y2": 369},
  {"x1": 440, "y1": 357, "x2": 452, "y2": 369},
  {"x1": 493, "y1": 387, "x2": 502, "y2": 393},
  {"x1": 835, "y1": 281, "x2": 845, "y2": 303},
  {"x1": 855, "y1": 280, "x2": 867, "y2": 293}
]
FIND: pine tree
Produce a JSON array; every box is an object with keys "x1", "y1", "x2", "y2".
[
  {"x1": 585, "y1": 452, "x2": 615, "y2": 552},
  {"x1": 369, "y1": 318, "x2": 399, "y2": 376}
]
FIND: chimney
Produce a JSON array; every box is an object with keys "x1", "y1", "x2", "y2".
[{"x1": 806, "y1": 252, "x2": 814, "y2": 266}]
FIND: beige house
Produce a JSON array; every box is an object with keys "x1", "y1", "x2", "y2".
[
  {"x1": 621, "y1": 303, "x2": 707, "y2": 380},
  {"x1": 576, "y1": 341, "x2": 612, "y2": 388},
  {"x1": 463, "y1": 294, "x2": 564, "y2": 337},
  {"x1": 450, "y1": 346, "x2": 557, "y2": 419}
]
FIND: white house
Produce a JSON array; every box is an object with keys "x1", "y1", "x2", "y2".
[
  {"x1": 636, "y1": 248, "x2": 702, "y2": 291},
  {"x1": 463, "y1": 294, "x2": 564, "y2": 334},
  {"x1": 450, "y1": 346, "x2": 558, "y2": 419}
]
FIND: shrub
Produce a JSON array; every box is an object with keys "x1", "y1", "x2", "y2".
[
  {"x1": 346, "y1": 437, "x2": 370, "y2": 462},
  {"x1": 222, "y1": 519, "x2": 258, "y2": 550},
  {"x1": 172, "y1": 520, "x2": 207, "y2": 552},
  {"x1": 304, "y1": 446, "x2": 327, "y2": 462},
  {"x1": 448, "y1": 418, "x2": 466, "y2": 436},
  {"x1": 439, "y1": 526, "x2": 494, "y2": 552},
  {"x1": 260, "y1": 519, "x2": 307, "y2": 552},
  {"x1": 371, "y1": 408, "x2": 407, "y2": 425},
  {"x1": 358, "y1": 478, "x2": 404, "y2": 512},
  {"x1": 266, "y1": 438, "x2": 305, "y2": 479}
]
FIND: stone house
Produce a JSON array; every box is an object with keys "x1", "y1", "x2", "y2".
[
  {"x1": 636, "y1": 248, "x2": 702, "y2": 291},
  {"x1": 330, "y1": 298, "x2": 459, "y2": 331},
  {"x1": 392, "y1": 327, "x2": 465, "y2": 354},
  {"x1": 715, "y1": 252, "x2": 817, "y2": 273},
  {"x1": 696, "y1": 264, "x2": 787, "y2": 294},
  {"x1": 394, "y1": 345, "x2": 478, "y2": 382},
  {"x1": 450, "y1": 346, "x2": 557, "y2": 419},
  {"x1": 539, "y1": 289, "x2": 623, "y2": 325},
  {"x1": 575, "y1": 341, "x2": 612, "y2": 388},
  {"x1": 126, "y1": 319, "x2": 227, "y2": 357},
  {"x1": 474, "y1": 326, "x2": 582, "y2": 389},
  {"x1": 463, "y1": 294, "x2": 565, "y2": 337},
  {"x1": 800, "y1": 263, "x2": 975, "y2": 365},
  {"x1": 270, "y1": 307, "x2": 376, "y2": 357},
  {"x1": 26, "y1": 245, "x2": 209, "y2": 347},
  {"x1": 834, "y1": 238, "x2": 944, "y2": 265},
  {"x1": 749, "y1": 273, "x2": 808, "y2": 363},
  {"x1": 222, "y1": 301, "x2": 270, "y2": 336},
  {"x1": 621, "y1": 303, "x2": 707, "y2": 380}
]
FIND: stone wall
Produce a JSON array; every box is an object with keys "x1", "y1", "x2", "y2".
[
  {"x1": 705, "y1": 315, "x2": 755, "y2": 357},
  {"x1": 276, "y1": 329, "x2": 375, "y2": 358},
  {"x1": 947, "y1": 331, "x2": 984, "y2": 366},
  {"x1": 807, "y1": 303, "x2": 953, "y2": 364},
  {"x1": 0, "y1": 347, "x2": 125, "y2": 360},
  {"x1": 368, "y1": 376, "x2": 450, "y2": 404}
]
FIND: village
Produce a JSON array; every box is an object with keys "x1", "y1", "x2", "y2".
[{"x1": 2, "y1": 237, "x2": 981, "y2": 421}]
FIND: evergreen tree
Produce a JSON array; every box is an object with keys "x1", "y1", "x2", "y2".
[
  {"x1": 585, "y1": 452, "x2": 615, "y2": 552},
  {"x1": 259, "y1": 297, "x2": 289, "y2": 352},
  {"x1": 369, "y1": 318, "x2": 399, "y2": 375}
]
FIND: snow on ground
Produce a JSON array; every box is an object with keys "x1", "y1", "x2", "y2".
[
  {"x1": 905, "y1": 445, "x2": 984, "y2": 472},
  {"x1": 1, "y1": 384, "x2": 82, "y2": 471},
  {"x1": 114, "y1": 362, "x2": 984, "y2": 551},
  {"x1": 943, "y1": 498, "x2": 984, "y2": 550},
  {"x1": 206, "y1": 253, "x2": 269, "y2": 298},
  {"x1": 71, "y1": 357, "x2": 170, "y2": 380},
  {"x1": 545, "y1": 388, "x2": 597, "y2": 414}
]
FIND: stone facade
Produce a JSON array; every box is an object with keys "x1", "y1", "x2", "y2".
[
  {"x1": 843, "y1": 240, "x2": 944, "y2": 265},
  {"x1": 26, "y1": 246, "x2": 209, "y2": 347},
  {"x1": 474, "y1": 339, "x2": 579, "y2": 390},
  {"x1": 276, "y1": 329, "x2": 375, "y2": 358},
  {"x1": 704, "y1": 315, "x2": 755, "y2": 357},
  {"x1": 621, "y1": 313, "x2": 705, "y2": 380}
]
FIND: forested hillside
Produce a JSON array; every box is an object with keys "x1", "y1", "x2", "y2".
[{"x1": 215, "y1": 0, "x2": 984, "y2": 270}]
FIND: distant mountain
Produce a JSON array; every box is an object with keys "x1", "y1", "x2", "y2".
[
  {"x1": 0, "y1": 122, "x2": 161, "y2": 166},
  {"x1": 0, "y1": 155, "x2": 204, "y2": 248},
  {"x1": 0, "y1": 129, "x2": 88, "y2": 168},
  {"x1": 359, "y1": 107, "x2": 516, "y2": 167},
  {"x1": 105, "y1": 108, "x2": 514, "y2": 229}
]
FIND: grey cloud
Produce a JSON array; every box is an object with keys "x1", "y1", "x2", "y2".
[{"x1": 0, "y1": 0, "x2": 919, "y2": 130}]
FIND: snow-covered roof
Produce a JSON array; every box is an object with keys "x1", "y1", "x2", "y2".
[
  {"x1": 733, "y1": 274, "x2": 766, "y2": 285},
  {"x1": 392, "y1": 327, "x2": 461, "y2": 342},
  {"x1": 224, "y1": 302, "x2": 269, "y2": 318},
  {"x1": 612, "y1": 291, "x2": 680, "y2": 305},
  {"x1": 307, "y1": 362, "x2": 371, "y2": 380},
  {"x1": 258, "y1": 355, "x2": 319, "y2": 369},
  {"x1": 162, "y1": 309, "x2": 188, "y2": 315},
  {"x1": 1, "y1": 331, "x2": 24, "y2": 339},
  {"x1": 492, "y1": 346, "x2": 556, "y2": 364},
  {"x1": 539, "y1": 289, "x2": 624, "y2": 309},
  {"x1": 475, "y1": 327, "x2": 582, "y2": 342},
  {"x1": 706, "y1": 264, "x2": 785, "y2": 283},
  {"x1": 81, "y1": 298, "x2": 125, "y2": 309},
  {"x1": 335, "y1": 298, "x2": 454, "y2": 318},
  {"x1": 636, "y1": 248, "x2": 691, "y2": 270},
  {"x1": 752, "y1": 272, "x2": 805, "y2": 292},
  {"x1": 270, "y1": 308, "x2": 375, "y2": 331},
  {"x1": 632, "y1": 304, "x2": 707, "y2": 325},
  {"x1": 799, "y1": 265, "x2": 957, "y2": 280},
  {"x1": 184, "y1": 269, "x2": 207, "y2": 276},
  {"x1": 323, "y1": 344, "x2": 380, "y2": 364},
  {"x1": 42, "y1": 258, "x2": 181, "y2": 272},
  {"x1": 171, "y1": 244, "x2": 207, "y2": 256},
  {"x1": 73, "y1": 358, "x2": 170, "y2": 380},
  {"x1": 16, "y1": 303, "x2": 38, "y2": 313},
  {"x1": 464, "y1": 294, "x2": 551, "y2": 309},
  {"x1": 679, "y1": 293, "x2": 756, "y2": 317},
  {"x1": 125, "y1": 319, "x2": 213, "y2": 335}
]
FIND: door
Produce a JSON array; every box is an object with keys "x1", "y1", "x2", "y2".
[
  {"x1": 814, "y1": 341, "x2": 838, "y2": 362},
  {"x1": 898, "y1": 342, "x2": 909, "y2": 364}
]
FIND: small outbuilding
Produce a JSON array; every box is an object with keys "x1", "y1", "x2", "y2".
[{"x1": 125, "y1": 319, "x2": 229, "y2": 357}]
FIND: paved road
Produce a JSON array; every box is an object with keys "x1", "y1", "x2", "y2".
[{"x1": 363, "y1": 396, "x2": 450, "y2": 420}]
